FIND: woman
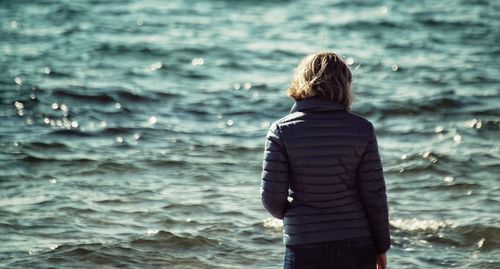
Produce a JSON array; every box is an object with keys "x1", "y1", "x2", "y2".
[{"x1": 261, "y1": 52, "x2": 390, "y2": 269}]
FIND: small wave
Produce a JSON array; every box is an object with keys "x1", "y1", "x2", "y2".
[
  {"x1": 131, "y1": 230, "x2": 218, "y2": 249},
  {"x1": 392, "y1": 218, "x2": 500, "y2": 250},
  {"x1": 10, "y1": 243, "x2": 140, "y2": 268},
  {"x1": 480, "y1": 120, "x2": 500, "y2": 130},
  {"x1": 94, "y1": 198, "x2": 124, "y2": 205},
  {"x1": 20, "y1": 155, "x2": 95, "y2": 164},
  {"x1": 96, "y1": 161, "x2": 143, "y2": 173},
  {"x1": 49, "y1": 129, "x2": 94, "y2": 137},
  {"x1": 114, "y1": 90, "x2": 153, "y2": 102},
  {"x1": 97, "y1": 127, "x2": 137, "y2": 135},
  {"x1": 340, "y1": 20, "x2": 403, "y2": 31},
  {"x1": 114, "y1": 89, "x2": 176, "y2": 103},
  {"x1": 356, "y1": 93, "x2": 485, "y2": 117},
  {"x1": 162, "y1": 203, "x2": 208, "y2": 211},
  {"x1": 52, "y1": 88, "x2": 177, "y2": 106},
  {"x1": 419, "y1": 18, "x2": 488, "y2": 29},
  {"x1": 45, "y1": 69, "x2": 74, "y2": 78},
  {"x1": 391, "y1": 218, "x2": 456, "y2": 232},
  {"x1": 145, "y1": 159, "x2": 188, "y2": 168},
  {"x1": 261, "y1": 218, "x2": 283, "y2": 232},
  {"x1": 56, "y1": 206, "x2": 99, "y2": 214},
  {"x1": 387, "y1": 97, "x2": 466, "y2": 114},
  {"x1": 454, "y1": 224, "x2": 500, "y2": 251},
  {"x1": 18, "y1": 141, "x2": 69, "y2": 151},
  {"x1": 52, "y1": 89, "x2": 115, "y2": 103},
  {"x1": 95, "y1": 43, "x2": 168, "y2": 57},
  {"x1": 425, "y1": 223, "x2": 500, "y2": 251}
]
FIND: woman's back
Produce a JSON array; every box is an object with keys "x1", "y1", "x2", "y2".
[
  {"x1": 262, "y1": 98, "x2": 389, "y2": 253},
  {"x1": 260, "y1": 52, "x2": 390, "y2": 268}
]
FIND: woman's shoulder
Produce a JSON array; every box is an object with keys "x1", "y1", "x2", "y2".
[
  {"x1": 275, "y1": 110, "x2": 372, "y2": 125},
  {"x1": 269, "y1": 112, "x2": 307, "y2": 132},
  {"x1": 269, "y1": 110, "x2": 373, "y2": 135},
  {"x1": 346, "y1": 111, "x2": 374, "y2": 127}
]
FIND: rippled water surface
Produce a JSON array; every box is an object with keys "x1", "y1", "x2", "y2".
[{"x1": 1, "y1": 0, "x2": 499, "y2": 268}]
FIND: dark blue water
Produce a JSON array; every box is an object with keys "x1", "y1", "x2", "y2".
[{"x1": 1, "y1": 0, "x2": 499, "y2": 268}]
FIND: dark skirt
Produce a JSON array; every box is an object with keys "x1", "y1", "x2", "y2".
[{"x1": 284, "y1": 237, "x2": 376, "y2": 269}]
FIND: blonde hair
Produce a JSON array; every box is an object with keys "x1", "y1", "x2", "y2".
[{"x1": 287, "y1": 52, "x2": 354, "y2": 109}]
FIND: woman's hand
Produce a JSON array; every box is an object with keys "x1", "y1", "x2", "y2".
[{"x1": 376, "y1": 253, "x2": 387, "y2": 269}]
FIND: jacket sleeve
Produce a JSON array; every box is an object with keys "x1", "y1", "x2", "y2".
[
  {"x1": 260, "y1": 123, "x2": 290, "y2": 219},
  {"x1": 356, "y1": 123, "x2": 391, "y2": 254}
]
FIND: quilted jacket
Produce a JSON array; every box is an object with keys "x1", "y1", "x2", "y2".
[{"x1": 261, "y1": 98, "x2": 390, "y2": 254}]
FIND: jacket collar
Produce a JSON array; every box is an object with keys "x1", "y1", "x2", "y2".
[{"x1": 290, "y1": 98, "x2": 346, "y2": 113}]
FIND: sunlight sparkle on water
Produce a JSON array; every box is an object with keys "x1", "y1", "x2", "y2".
[
  {"x1": 260, "y1": 121, "x2": 270, "y2": 128},
  {"x1": 421, "y1": 151, "x2": 437, "y2": 163},
  {"x1": 148, "y1": 116, "x2": 157, "y2": 125},
  {"x1": 150, "y1": 61, "x2": 163, "y2": 71},
  {"x1": 477, "y1": 238, "x2": 485, "y2": 248},
  {"x1": 243, "y1": 82, "x2": 252, "y2": 90},
  {"x1": 391, "y1": 218, "x2": 456, "y2": 231},
  {"x1": 60, "y1": 104, "x2": 68, "y2": 112},
  {"x1": 465, "y1": 119, "x2": 482, "y2": 129},
  {"x1": 62, "y1": 119, "x2": 71, "y2": 129},
  {"x1": 14, "y1": 101, "x2": 24, "y2": 109},
  {"x1": 191, "y1": 57, "x2": 204, "y2": 66},
  {"x1": 444, "y1": 176, "x2": 454, "y2": 183},
  {"x1": 263, "y1": 218, "x2": 282, "y2": 231}
]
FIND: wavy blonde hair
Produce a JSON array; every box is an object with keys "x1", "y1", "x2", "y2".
[{"x1": 287, "y1": 52, "x2": 354, "y2": 109}]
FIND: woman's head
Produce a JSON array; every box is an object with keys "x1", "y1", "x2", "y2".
[{"x1": 287, "y1": 52, "x2": 354, "y2": 109}]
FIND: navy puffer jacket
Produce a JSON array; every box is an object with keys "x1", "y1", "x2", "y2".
[{"x1": 261, "y1": 98, "x2": 390, "y2": 254}]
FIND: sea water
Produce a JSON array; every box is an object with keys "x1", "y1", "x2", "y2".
[{"x1": 1, "y1": 0, "x2": 499, "y2": 268}]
